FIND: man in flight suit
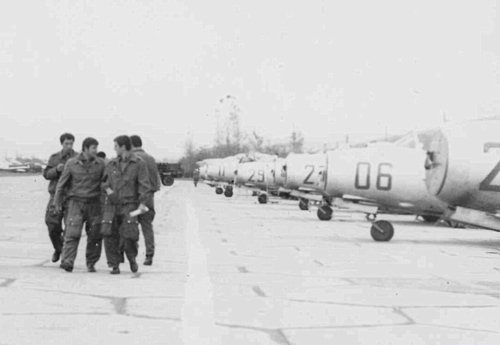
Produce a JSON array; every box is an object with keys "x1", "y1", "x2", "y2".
[
  {"x1": 43, "y1": 133, "x2": 77, "y2": 263},
  {"x1": 102, "y1": 135, "x2": 150, "y2": 274},
  {"x1": 54, "y1": 137, "x2": 106, "y2": 272},
  {"x1": 130, "y1": 135, "x2": 161, "y2": 266}
]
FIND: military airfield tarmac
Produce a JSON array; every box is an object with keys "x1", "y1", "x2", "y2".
[{"x1": 1, "y1": 175, "x2": 500, "y2": 345}]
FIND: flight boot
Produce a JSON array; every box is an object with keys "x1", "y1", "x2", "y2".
[
  {"x1": 59, "y1": 261, "x2": 73, "y2": 272},
  {"x1": 144, "y1": 255, "x2": 153, "y2": 266},
  {"x1": 130, "y1": 259, "x2": 138, "y2": 273},
  {"x1": 51, "y1": 250, "x2": 61, "y2": 263}
]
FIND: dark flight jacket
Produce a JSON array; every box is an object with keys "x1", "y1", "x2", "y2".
[
  {"x1": 43, "y1": 149, "x2": 78, "y2": 195},
  {"x1": 101, "y1": 152, "x2": 151, "y2": 206},
  {"x1": 132, "y1": 147, "x2": 161, "y2": 193},
  {"x1": 53, "y1": 154, "x2": 106, "y2": 206}
]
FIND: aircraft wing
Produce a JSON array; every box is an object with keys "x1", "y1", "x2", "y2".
[
  {"x1": 340, "y1": 194, "x2": 420, "y2": 214},
  {"x1": 297, "y1": 187, "x2": 320, "y2": 193},
  {"x1": 341, "y1": 194, "x2": 374, "y2": 203}
]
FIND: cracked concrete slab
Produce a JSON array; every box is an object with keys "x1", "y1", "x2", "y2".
[
  {"x1": 217, "y1": 326, "x2": 282, "y2": 345},
  {"x1": 0, "y1": 257, "x2": 53, "y2": 266},
  {"x1": 213, "y1": 297, "x2": 407, "y2": 329},
  {"x1": 126, "y1": 297, "x2": 184, "y2": 320},
  {"x1": 263, "y1": 285, "x2": 499, "y2": 308},
  {"x1": 283, "y1": 325, "x2": 500, "y2": 345},
  {"x1": 11, "y1": 275, "x2": 186, "y2": 298},
  {"x1": 0, "y1": 315, "x2": 183, "y2": 345},
  {"x1": 210, "y1": 272, "x2": 350, "y2": 288},
  {"x1": 405, "y1": 306, "x2": 500, "y2": 333},
  {"x1": 214, "y1": 284, "x2": 264, "y2": 298},
  {"x1": 0, "y1": 288, "x2": 113, "y2": 314},
  {"x1": 2, "y1": 176, "x2": 500, "y2": 344}
]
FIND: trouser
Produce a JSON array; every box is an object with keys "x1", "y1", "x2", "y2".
[
  {"x1": 138, "y1": 199, "x2": 155, "y2": 257},
  {"x1": 103, "y1": 203, "x2": 140, "y2": 268},
  {"x1": 61, "y1": 198, "x2": 102, "y2": 268},
  {"x1": 45, "y1": 194, "x2": 65, "y2": 253}
]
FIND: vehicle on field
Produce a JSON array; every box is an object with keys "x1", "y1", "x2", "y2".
[{"x1": 157, "y1": 162, "x2": 184, "y2": 186}]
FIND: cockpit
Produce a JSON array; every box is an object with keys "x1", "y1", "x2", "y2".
[
  {"x1": 394, "y1": 131, "x2": 417, "y2": 149},
  {"x1": 394, "y1": 129, "x2": 440, "y2": 151}
]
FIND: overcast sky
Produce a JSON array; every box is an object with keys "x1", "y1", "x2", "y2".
[{"x1": 0, "y1": 1, "x2": 499, "y2": 161}]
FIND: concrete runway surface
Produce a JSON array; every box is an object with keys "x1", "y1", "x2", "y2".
[{"x1": 1, "y1": 175, "x2": 500, "y2": 345}]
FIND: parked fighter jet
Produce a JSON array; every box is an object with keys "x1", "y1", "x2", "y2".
[
  {"x1": 284, "y1": 130, "x2": 447, "y2": 241},
  {"x1": 425, "y1": 119, "x2": 500, "y2": 231},
  {"x1": 196, "y1": 152, "x2": 279, "y2": 198},
  {"x1": 0, "y1": 162, "x2": 31, "y2": 173},
  {"x1": 196, "y1": 154, "x2": 245, "y2": 197},
  {"x1": 234, "y1": 158, "x2": 286, "y2": 204},
  {"x1": 283, "y1": 152, "x2": 328, "y2": 211}
]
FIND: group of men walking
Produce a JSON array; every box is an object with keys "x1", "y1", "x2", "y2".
[{"x1": 43, "y1": 133, "x2": 161, "y2": 274}]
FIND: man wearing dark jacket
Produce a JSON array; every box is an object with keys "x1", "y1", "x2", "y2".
[
  {"x1": 130, "y1": 135, "x2": 161, "y2": 266},
  {"x1": 43, "y1": 133, "x2": 77, "y2": 263},
  {"x1": 54, "y1": 137, "x2": 106, "y2": 272},
  {"x1": 102, "y1": 135, "x2": 151, "y2": 274}
]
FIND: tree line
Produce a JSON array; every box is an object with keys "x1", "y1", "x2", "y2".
[{"x1": 179, "y1": 95, "x2": 305, "y2": 177}]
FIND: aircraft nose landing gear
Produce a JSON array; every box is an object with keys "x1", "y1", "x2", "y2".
[
  {"x1": 224, "y1": 186, "x2": 234, "y2": 197},
  {"x1": 317, "y1": 205, "x2": 333, "y2": 221},
  {"x1": 215, "y1": 187, "x2": 223, "y2": 195},
  {"x1": 299, "y1": 198, "x2": 309, "y2": 211},
  {"x1": 370, "y1": 220, "x2": 394, "y2": 242},
  {"x1": 258, "y1": 194, "x2": 268, "y2": 204}
]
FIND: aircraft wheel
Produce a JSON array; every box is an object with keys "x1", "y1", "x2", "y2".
[
  {"x1": 299, "y1": 198, "x2": 309, "y2": 211},
  {"x1": 162, "y1": 175, "x2": 174, "y2": 186},
  {"x1": 370, "y1": 220, "x2": 394, "y2": 242},
  {"x1": 422, "y1": 215, "x2": 440, "y2": 223},
  {"x1": 215, "y1": 187, "x2": 223, "y2": 195},
  {"x1": 317, "y1": 205, "x2": 333, "y2": 221},
  {"x1": 366, "y1": 213, "x2": 377, "y2": 221},
  {"x1": 224, "y1": 189, "x2": 233, "y2": 197},
  {"x1": 258, "y1": 194, "x2": 268, "y2": 204}
]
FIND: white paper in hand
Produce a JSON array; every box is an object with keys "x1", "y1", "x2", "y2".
[{"x1": 130, "y1": 206, "x2": 149, "y2": 217}]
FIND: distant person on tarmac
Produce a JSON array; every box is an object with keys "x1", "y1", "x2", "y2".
[
  {"x1": 102, "y1": 135, "x2": 150, "y2": 274},
  {"x1": 42, "y1": 133, "x2": 77, "y2": 264},
  {"x1": 193, "y1": 169, "x2": 199, "y2": 187},
  {"x1": 53, "y1": 137, "x2": 106, "y2": 273},
  {"x1": 130, "y1": 135, "x2": 161, "y2": 266}
]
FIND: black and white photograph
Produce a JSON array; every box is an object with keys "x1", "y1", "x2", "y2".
[{"x1": 1, "y1": 1, "x2": 500, "y2": 344}]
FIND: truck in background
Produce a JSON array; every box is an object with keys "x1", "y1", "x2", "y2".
[{"x1": 157, "y1": 162, "x2": 184, "y2": 186}]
